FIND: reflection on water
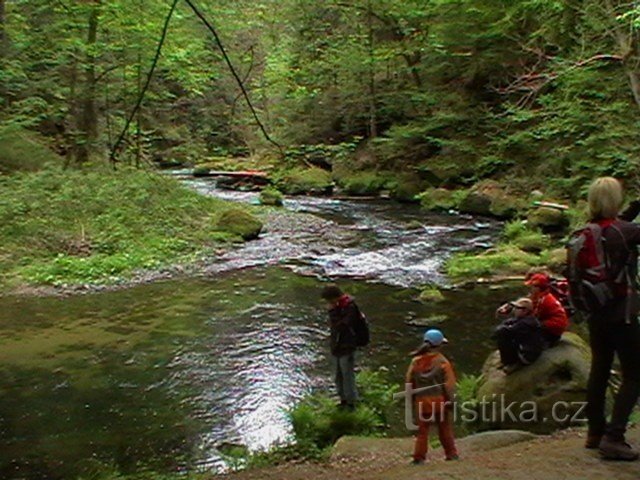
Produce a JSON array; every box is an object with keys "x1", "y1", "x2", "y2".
[
  {"x1": 0, "y1": 267, "x2": 518, "y2": 479},
  {"x1": 1, "y1": 180, "x2": 513, "y2": 479}
]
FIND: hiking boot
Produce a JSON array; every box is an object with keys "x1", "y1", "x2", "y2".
[
  {"x1": 599, "y1": 436, "x2": 639, "y2": 461},
  {"x1": 502, "y1": 363, "x2": 522, "y2": 375},
  {"x1": 410, "y1": 459, "x2": 425, "y2": 465},
  {"x1": 585, "y1": 434, "x2": 602, "y2": 449},
  {"x1": 446, "y1": 454, "x2": 459, "y2": 461}
]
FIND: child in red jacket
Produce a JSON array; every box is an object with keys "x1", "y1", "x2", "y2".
[{"x1": 525, "y1": 273, "x2": 569, "y2": 346}]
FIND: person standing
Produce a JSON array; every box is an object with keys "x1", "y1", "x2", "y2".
[
  {"x1": 321, "y1": 285, "x2": 361, "y2": 410},
  {"x1": 582, "y1": 177, "x2": 640, "y2": 461},
  {"x1": 406, "y1": 329, "x2": 458, "y2": 464}
]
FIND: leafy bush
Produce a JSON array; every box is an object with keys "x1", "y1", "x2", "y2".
[{"x1": 289, "y1": 369, "x2": 394, "y2": 450}]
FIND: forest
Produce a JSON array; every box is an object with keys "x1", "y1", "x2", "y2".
[{"x1": 2, "y1": 2, "x2": 640, "y2": 479}]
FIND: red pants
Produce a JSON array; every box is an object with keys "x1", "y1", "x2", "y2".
[{"x1": 413, "y1": 408, "x2": 458, "y2": 461}]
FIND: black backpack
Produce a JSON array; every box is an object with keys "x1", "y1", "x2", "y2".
[{"x1": 353, "y1": 310, "x2": 370, "y2": 347}]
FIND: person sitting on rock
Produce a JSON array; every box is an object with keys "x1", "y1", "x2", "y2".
[
  {"x1": 525, "y1": 272, "x2": 569, "y2": 346},
  {"x1": 405, "y1": 329, "x2": 458, "y2": 464},
  {"x1": 493, "y1": 297, "x2": 544, "y2": 374}
]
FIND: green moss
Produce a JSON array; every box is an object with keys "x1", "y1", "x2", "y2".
[
  {"x1": 335, "y1": 171, "x2": 389, "y2": 196},
  {"x1": 279, "y1": 167, "x2": 333, "y2": 195},
  {"x1": 419, "y1": 286, "x2": 446, "y2": 303},
  {"x1": 419, "y1": 188, "x2": 465, "y2": 211},
  {"x1": 527, "y1": 207, "x2": 570, "y2": 233},
  {"x1": 259, "y1": 187, "x2": 284, "y2": 206},
  {"x1": 445, "y1": 245, "x2": 543, "y2": 280},
  {"x1": 215, "y1": 208, "x2": 263, "y2": 240}
]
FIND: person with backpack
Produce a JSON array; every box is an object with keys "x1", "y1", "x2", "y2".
[
  {"x1": 525, "y1": 273, "x2": 569, "y2": 346},
  {"x1": 493, "y1": 297, "x2": 544, "y2": 374},
  {"x1": 321, "y1": 284, "x2": 369, "y2": 410},
  {"x1": 406, "y1": 329, "x2": 458, "y2": 464},
  {"x1": 573, "y1": 177, "x2": 640, "y2": 461}
]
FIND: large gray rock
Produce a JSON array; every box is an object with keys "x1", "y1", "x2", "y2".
[{"x1": 475, "y1": 332, "x2": 590, "y2": 433}]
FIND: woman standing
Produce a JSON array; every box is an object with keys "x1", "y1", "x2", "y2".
[{"x1": 583, "y1": 177, "x2": 640, "y2": 461}]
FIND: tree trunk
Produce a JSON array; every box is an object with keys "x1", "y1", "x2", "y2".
[
  {"x1": 0, "y1": 0, "x2": 6, "y2": 49},
  {"x1": 76, "y1": 1, "x2": 100, "y2": 164},
  {"x1": 366, "y1": 0, "x2": 377, "y2": 138}
]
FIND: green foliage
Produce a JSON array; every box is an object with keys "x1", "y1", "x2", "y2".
[
  {"x1": 289, "y1": 369, "x2": 394, "y2": 450},
  {"x1": 0, "y1": 166, "x2": 247, "y2": 287}
]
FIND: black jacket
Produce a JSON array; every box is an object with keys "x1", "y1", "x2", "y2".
[{"x1": 328, "y1": 296, "x2": 360, "y2": 356}]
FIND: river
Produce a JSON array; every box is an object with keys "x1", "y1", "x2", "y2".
[{"x1": 0, "y1": 177, "x2": 518, "y2": 479}]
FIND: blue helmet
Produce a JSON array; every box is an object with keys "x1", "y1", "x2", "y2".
[{"x1": 423, "y1": 329, "x2": 448, "y2": 347}]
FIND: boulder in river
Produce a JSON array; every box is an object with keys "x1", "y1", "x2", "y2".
[
  {"x1": 475, "y1": 332, "x2": 590, "y2": 433},
  {"x1": 527, "y1": 206, "x2": 570, "y2": 234},
  {"x1": 215, "y1": 208, "x2": 263, "y2": 241},
  {"x1": 458, "y1": 180, "x2": 524, "y2": 219}
]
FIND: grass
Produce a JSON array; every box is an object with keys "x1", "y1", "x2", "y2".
[
  {"x1": 0, "y1": 165, "x2": 261, "y2": 287},
  {"x1": 445, "y1": 244, "x2": 545, "y2": 280}
]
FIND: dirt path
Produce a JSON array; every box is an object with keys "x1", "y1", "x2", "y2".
[{"x1": 221, "y1": 427, "x2": 640, "y2": 480}]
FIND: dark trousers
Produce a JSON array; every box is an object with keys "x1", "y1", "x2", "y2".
[
  {"x1": 586, "y1": 305, "x2": 640, "y2": 440},
  {"x1": 495, "y1": 332, "x2": 540, "y2": 366}
]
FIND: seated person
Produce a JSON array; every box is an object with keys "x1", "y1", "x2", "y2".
[
  {"x1": 494, "y1": 297, "x2": 544, "y2": 373},
  {"x1": 525, "y1": 273, "x2": 569, "y2": 346}
]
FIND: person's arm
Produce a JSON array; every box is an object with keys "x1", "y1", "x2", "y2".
[
  {"x1": 620, "y1": 200, "x2": 640, "y2": 222},
  {"x1": 405, "y1": 358, "x2": 416, "y2": 387}
]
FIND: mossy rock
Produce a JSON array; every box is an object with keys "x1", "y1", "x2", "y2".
[
  {"x1": 546, "y1": 247, "x2": 567, "y2": 273},
  {"x1": 420, "y1": 188, "x2": 463, "y2": 212},
  {"x1": 476, "y1": 332, "x2": 590, "y2": 433},
  {"x1": 459, "y1": 181, "x2": 522, "y2": 219},
  {"x1": 390, "y1": 175, "x2": 424, "y2": 203},
  {"x1": 280, "y1": 168, "x2": 333, "y2": 195},
  {"x1": 419, "y1": 286, "x2": 446, "y2": 303},
  {"x1": 215, "y1": 209, "x2": 263, "y2": 240},
  {"x1": 335, "y1": 171, "x2": 388, "y2": 196},
  {"x1": 527, "y1": 207, "x2": 570, "y2": 234},
  {"x1": 259, "y1": 187, "x2": 284, "y2": 207}
]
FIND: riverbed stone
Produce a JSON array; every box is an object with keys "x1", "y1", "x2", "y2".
[
  {"x1": 458, "y1": 181, "x2": 522, "y2": 219},
  {"x1": 476, "y1": 332, "x2": 590, "y2": 433},
  {"x1": 527, "y1": 207, "x2": 570, "y2": 234},
  {"x1": 215, "y1": 208, "x2": 263, "y2": 240},
  {"x1": 280, "y1": 167, "x2": 333, "y2": 195}
]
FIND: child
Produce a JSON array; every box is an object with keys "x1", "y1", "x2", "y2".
[
  {"x1": 493, "y1": 297, "x2": 544, "y2": 374},
  {"x1": 405, "y1": 329, "x2": 458, "y2": 464}
]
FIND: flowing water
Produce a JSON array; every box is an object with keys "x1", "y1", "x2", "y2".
[{"x1": 0, "y1": 178, "x2": 519, "y2": 479}]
